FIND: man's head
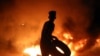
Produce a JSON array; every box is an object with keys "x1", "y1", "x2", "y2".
[{"x1": 48, "y1": 11, "x2": 56, "y2": 21}]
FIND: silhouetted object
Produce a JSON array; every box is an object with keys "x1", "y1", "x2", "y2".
[
  {"x1": 40, "y1": 11, "x2": 71, "y2": 56},
  {"x1": 52, "y1": 36, "x2": 71, "y2": 56},
  {"x1": 40, "y1": 11, "x2": 56, "y2": 56}
]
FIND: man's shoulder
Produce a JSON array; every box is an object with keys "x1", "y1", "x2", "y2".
[
  {"x1": 45, "y1": 21, "x2": 54, "y2": 24},
  {"x1": 44, "y1": 21, "x2": 54, "y2": 27}
]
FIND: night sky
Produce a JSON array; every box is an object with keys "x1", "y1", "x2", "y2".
[{"x1": 0, "y1": 0, "x2": 100, "y2": 56}]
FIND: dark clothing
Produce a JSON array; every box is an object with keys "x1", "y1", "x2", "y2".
[
  {"x1": 41, "y1": 21, "x2": 54, "y2": 44},
  {"x1": 40, "y1": 20, "x2": 71, "y2": 56},
  {"x1": 41, "y1": 21, "x2": 54, "y2": 37},
  {"x1": 40, "y1": 21, "x2": 55, "y2": 56}
]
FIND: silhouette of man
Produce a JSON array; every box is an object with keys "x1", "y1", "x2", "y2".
[
  {"x1": 40, "y1": 11, "x2": 56, "y2": 56},
  {"x1": 40, "y1": 11, "x2": 71, "y2": 56}
]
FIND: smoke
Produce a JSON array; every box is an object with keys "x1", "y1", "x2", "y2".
[
  {"x1": 0, "y1": 0, "x2": 100, "y2": 56},
  {"x1": 81, "y1": 0, "x2": 100, "y2": 53},
  {"x1": 61, "y1": 0, "x2": 100, "y2": 55}
]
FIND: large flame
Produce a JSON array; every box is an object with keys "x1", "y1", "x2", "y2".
[{"x1": 23, "y1": 33, "x2": 88, "y2": 56}]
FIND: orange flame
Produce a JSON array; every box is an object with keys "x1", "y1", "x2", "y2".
[{"x1": 23, "y1": 33, "x2": 87, "y2": 56}]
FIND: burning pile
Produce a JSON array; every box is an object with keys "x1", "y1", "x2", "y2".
[{"x1": 23, "y1": 33, "x2": 90, "y2": 56}]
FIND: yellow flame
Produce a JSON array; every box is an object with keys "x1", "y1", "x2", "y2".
[
  {"x1": 23, "y1": 45, "x2": 41, "y2": 56},
  {"x1": 23, "y1": 33, "x2": 87, "y2": 56},
  {"x1": 63, "y1": 33, "x2": 73, "y2": 40}
]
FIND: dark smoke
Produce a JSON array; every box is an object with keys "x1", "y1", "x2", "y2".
[
  {"x1": 0, "y1": 0, "x2": 18, "y2": 56},
  {"x1": 0, "y1": 0, "x2": 15, "y2": 13},
  {"x1": 62, "y1": 0, "x2": 100, "y2": 54},
  {"x1": 83, "y1": 0, "x2": 100, "y2": 52}
]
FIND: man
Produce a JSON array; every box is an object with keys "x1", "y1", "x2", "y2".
[
  {"x1": 40, "y1": 11, "x2": 56, "y2": 56},
  {"x1": 40, "y1": 11, "x2": 71, "y2": 56}
]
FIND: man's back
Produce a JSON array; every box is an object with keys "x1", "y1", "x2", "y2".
[{"x1": 40, "y1": 20, "x2": 55, "y2": 56}]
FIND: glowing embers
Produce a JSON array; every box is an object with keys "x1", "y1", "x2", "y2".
[{"x1": 23, "y1": 45, "x2": 41, "y2": 56}]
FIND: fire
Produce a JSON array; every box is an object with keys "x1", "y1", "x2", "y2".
[
  {"x1": 63, "y1": 33, "x2": 73, "y2": 40},
  {"x1": 74, "y1": 39, "x2": 87, "y2": 51},
  {"x1": 67, "y1": 42, "x2": 77, "y2": 56},
  {"x1": 23, "y1": 33, "x2": 87, "y2": 56},
  {"x1": 96, "y1": 38, "x2": 100, "y2": 43},
  {"x1": 23, "y1": 45, "x2": 41, "y2": 56},
  {"x1": 63, "y1": 33, "x2": 88, "y2": 56}
]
